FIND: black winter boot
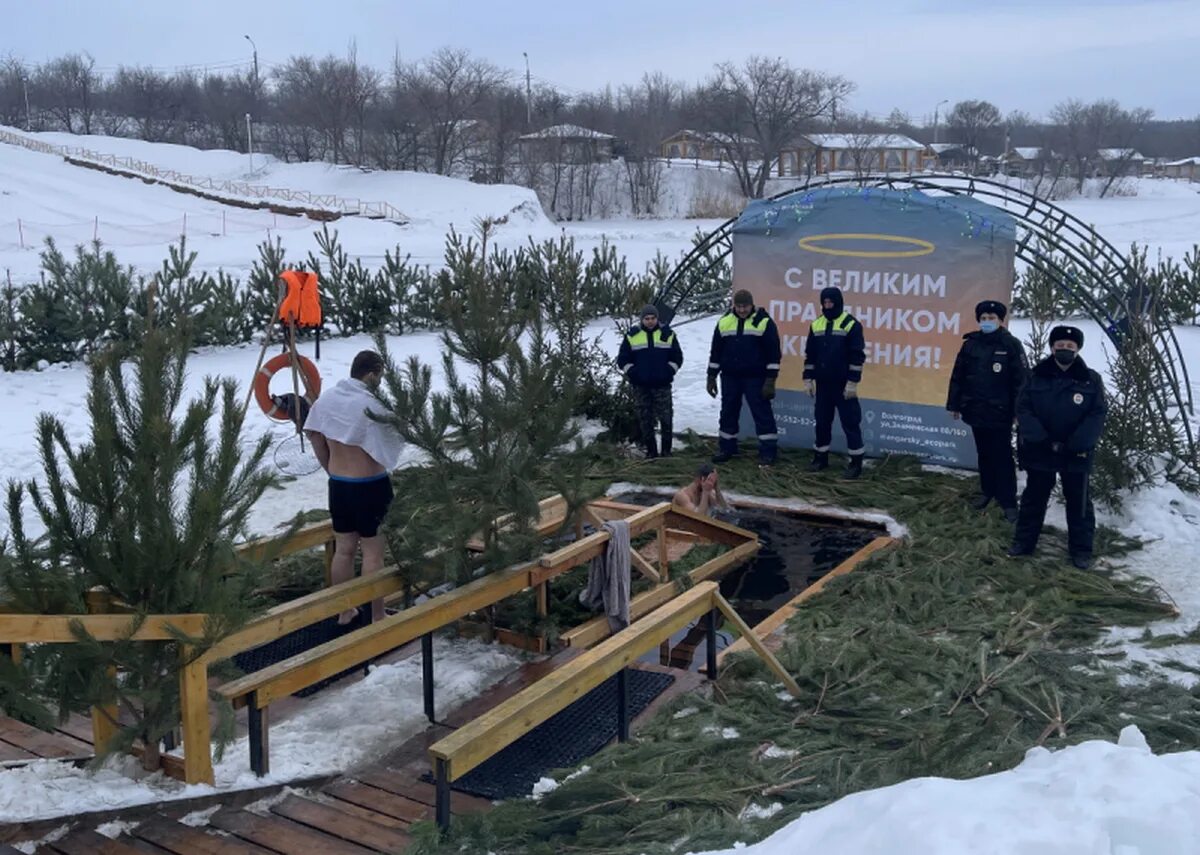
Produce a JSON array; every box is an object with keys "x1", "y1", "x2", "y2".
[
  {"x1": 842, "y1": 454, "x2": 864, "y2": 480},
  {"x1": 808, "y1": 451, "x2": 829, "y2": 472},
  {"x1": 660, "y1": 431, "x2": 673, "y2": 458},
  {"x1": 643, "y1": 437, "x2": 659, "y2": 459}
]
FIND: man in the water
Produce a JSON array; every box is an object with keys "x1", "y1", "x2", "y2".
[{"x1": 673, "y1": 463, "x2": 731, "y2": 517}]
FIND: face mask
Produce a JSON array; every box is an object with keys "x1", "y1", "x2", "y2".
[
  {"x1": 979, "y1": 320, "x2": 999, "y2": 334},
  {"x1": 1053, "y1": 348, "x2": 1076, "y2": 366}
]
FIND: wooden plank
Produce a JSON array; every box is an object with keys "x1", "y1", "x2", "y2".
[
  {"x1": 662, "y1": 506, "x2": 758, "y2": 547},
  {"x1": 55, "y1": 713, "x2": 96, "y2": 746},
  {"x1": 536, "y1": 503, "x2": 670, "y2": 573},
  {"x1": 221, "y1": 562, "x2": 534, "y2": 708},
  {"x1": 236, "y1": 519, "x2": 335, "y2": 563},
  {"x1": 431, "y1": 582, "x2": 719, "y2": 781},
  {"x1": 586, "y1": 499, "x2": 649, "y2": 514},
  {"x1": 204, "y1": 568, "x2": 406, "y2": 663},
  {"x1": 178, "y1": 647, "x2": 214, "y2": 786},
  {"x1": 719, "y1": 536, "x2": 896, "y2": 663},
  {"x1": 466, "y1": 494, "x2": 569, "y2": 551},
  {"x1": 0, "y1": 614, "x2": 208, "y2": 643},
  {"x1": 208, "y1": 807, "x2": 375, "y2": 855},
  {"x1": 323, "y1": 779, "x2": 431, "y2": 824},
  {"x1": 711, "y1": 595, "x2": 803, "y2": 698},
  {"x1": 562, "y1": 540, "x2": 760, "y2": 649},
  {"x1": 628, "y1": 547, "x2": 661, "y2": 584},
  {"x1": 656, "y1": 522, "x2": 670, "y2": 578},
  {"x1": 270, "y1": 795, "x2": 411, "y2": 853},
  {"x1": 0, "y1": 717, "x2": 88, "y2": 759},
  {"x1": 134, "y1": 818, "x2": 274, "y2": 854},
  {"x1": 353, "y1": 767, "x2": 492, "y2": 815},
  {"x1": 0, "y1": 738, "x2": 38, "y2": 762},
  {"x1": 44, "y1": 829, "x2": 148, "y2": 855}
]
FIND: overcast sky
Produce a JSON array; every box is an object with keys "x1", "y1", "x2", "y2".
[{"x1": 5, "y1": 0, "x2": 1198, "y2": 121}]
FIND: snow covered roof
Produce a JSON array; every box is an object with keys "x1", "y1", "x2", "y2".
[
  {"x1": 1097, "y1": 148, "x2": 1144, "y2": 160},
  {"x1": 1165, "y1": 156, "x2": 1200, "y2": 166},
  {"x1": 798, "y1": 133, "x2": 926, "y2": 150},
  {"x1": 927, "y1": 142, "x2": 963, "y2": 153},
  {"x1": 520, "y1": 124, "x2": 614, "y2": 140},
  {"x1": 661, "y1": 129, "x2": 756, "y2": 147},
  {"x1": 1009, "y1": 147, "x2": 1044, "y2": 160}
]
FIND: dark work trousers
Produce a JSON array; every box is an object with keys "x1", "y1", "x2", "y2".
[
  {"x1": 1013, "y1": 467, "x2": 1097, "y2": 559},
  {"x1": 971, "y1": 425, "x2": 1018, "y2": 509},
  {"x1": 813, "y1": 383, "x2": 863, "y2": 453},
  {"x1": 632, "y1": 385, "x2": 673, "y2": 456},
  {"x1": 718, "y1": 374, "x2": 778, "y2": 462}
]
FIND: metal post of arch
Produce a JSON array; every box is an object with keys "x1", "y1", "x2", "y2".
[{"x1": 656, "y1": 173, "x2": 1195, "y2": 463}]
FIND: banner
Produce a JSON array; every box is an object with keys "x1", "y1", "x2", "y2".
[{"x1": 731, "y1": 187, "x2": 1016, "y2": 466}]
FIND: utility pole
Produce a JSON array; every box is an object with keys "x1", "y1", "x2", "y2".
[
  {"x1": 244, "y1": 34, "x2": 259, "y2": 87},
  {"x1": 933, "y1": 99, "x2": 949, "y2": 144},
  {"x1": 20, "y1": 68, "x2": 30, "y2": 131},
  {"x1": 522, "y1": 52, "x2": 532, "y2": 127},
  {"x1": 246, "y1": 113, "x2": 254, "y2": 174}
]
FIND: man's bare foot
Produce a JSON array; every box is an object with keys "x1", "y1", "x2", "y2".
[{"x1": 337, "y1": 608, "x2": 358, "y2": 625}]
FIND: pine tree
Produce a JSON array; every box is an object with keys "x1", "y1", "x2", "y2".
[
  {"x1": 0, "y1": 328, "x2": 276, "y2": 770},
  {"x1": 374, "y1": 218, "x2": 591, "y2": 591}
]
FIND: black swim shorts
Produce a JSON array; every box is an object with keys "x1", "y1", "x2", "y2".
[{"x1": 328, "y1": 473, "x2": 394, "y2": 537}]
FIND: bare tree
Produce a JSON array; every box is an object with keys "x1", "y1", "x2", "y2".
[
  {"x1": 699, "y1": 56, "x2": 853, "y2": 198},
  {"x1": 32, "y1": 53, "x2": 99, "y2": 134},
  {"x1": 109, "y1": 66, "x2": 180, "y2": 141},
  {"x1": 1051, "y1": 98, "x2": 1152, "y2": 195},
  {"x1": 947, "y1": 99, "x2": 1001, "y2": 164},
  {"x1": 0, "y1": 57, "x2": 28, "y2": 128},
  {"x1": 399, "y1": 47, "x2": 506, "y2": 175}
]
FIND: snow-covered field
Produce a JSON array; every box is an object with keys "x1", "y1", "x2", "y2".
[{"x1": 4, "y1": 132, "x2": 1200, "y2": 842}]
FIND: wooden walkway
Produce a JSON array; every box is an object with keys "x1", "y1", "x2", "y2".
[
  {"x1": 27, "y1": 651, "x2": 701, "y2": 854},
  {"x1": 0, "y1": 713, "x2": 93, "y2": 766}
]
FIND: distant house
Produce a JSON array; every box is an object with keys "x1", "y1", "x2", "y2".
[
  {"x1": 659, "y1": 130, "x2": 759, "y2": 165},
  {"x1": 1001, "y1": 147, "x2": 1053, "y2": 177},
  {"x1": 1095, "y1": 148, "x2": 1145, "y2": 178},
  {"x1": 922, "y1": 142, "x2": 973, "y2": 171},
  {"x1": 781, "y1": 133, "x2": 927, "y2": 176},
  {"x1": 518, "y1": 124, "x2": 616, "y2": 164},
  {"x1": 1163, "y1": 156, "x2": 1200, "y2": 181}
]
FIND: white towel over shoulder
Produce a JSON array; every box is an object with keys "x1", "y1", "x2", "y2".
[{"x1": 303, "y1": 378, "x2": 405, "y2": 470}]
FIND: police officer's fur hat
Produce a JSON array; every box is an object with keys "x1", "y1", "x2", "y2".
[
  {"x1": 975, "y1": 300, "x2": 1007, "y2": 321},
  {"x1": 1049, "y1": 325, "x2": 1084, "y2": 349}
]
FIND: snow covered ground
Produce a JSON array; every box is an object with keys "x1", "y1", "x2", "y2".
[
  {"x1": 691, "y1": 726, "x2": 1200, "y2": 855},
  {"x1": 0, "y1": 636, "x2": 523, "y2": 824}
]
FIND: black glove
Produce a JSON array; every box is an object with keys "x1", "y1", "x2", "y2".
[
  {"x1": 762, "y1": 378, "x2": 776, "y2": 400},
  {"x1": 706, "y1": 375, "x2": 718, "y2": 398},
  {"x1": 1050, "y1": 441, "x2": 1064, "y2": 454}
]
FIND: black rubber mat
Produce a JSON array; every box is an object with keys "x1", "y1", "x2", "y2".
[
  {"x1": 233, "y1": 608, "x2": 370, "y2": 698},
  {"x1": 441, "y1": 669, "x2": 675, "y2": 801}
]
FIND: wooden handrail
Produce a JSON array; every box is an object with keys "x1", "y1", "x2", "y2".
[
  {"x1": 534, "y1": 502, "x2": 671, "y2": 580},
  {"x1": 0, "y1": 614, "x2": 209, "y2": 642},
  {"x1": 427, "y1": 582, "x2": 801, "y2": 829}
]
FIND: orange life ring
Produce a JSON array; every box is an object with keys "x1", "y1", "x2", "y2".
[{"x1": 254, "y1": 352, "x2": 322, "y2": 421}]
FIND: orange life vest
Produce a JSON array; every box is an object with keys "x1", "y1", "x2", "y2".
[{"x1": 278, "y1": 270, "x2": 322, "y2": 328}]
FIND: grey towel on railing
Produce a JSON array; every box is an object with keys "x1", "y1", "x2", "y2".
[{"x1": 579, "y1": 519, "x2": 631, "y2": 632}]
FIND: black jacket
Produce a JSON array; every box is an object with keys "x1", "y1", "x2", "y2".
[
  {"x1": 707, "y1": 308, "x2": 782, "y2": 379},
  {"x1": 803, "y1": 311, "x2": 866, "y2": 386},
  {"x1": 617, "y1": 323, "x2": 683, "y2": 388},
  {"x1": 946, "y1": 329, "x2": 1028, "y2": 428},
  {"x1": 1017, "y1": 354, "x2": 1108, "y2": 473}
]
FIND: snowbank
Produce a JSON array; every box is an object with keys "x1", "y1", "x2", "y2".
[{"x1": 691, "y1": 726, "x2": 1200, "y2": 855}]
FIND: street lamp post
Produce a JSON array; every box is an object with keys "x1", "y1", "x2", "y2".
[
  {"x1": 21, "y1": 70, "x2": 31, "y2": 131},
  {"x1": 246, "y1": 112, "x2": 254, "y2": 174},
  {"x1": 243, "y1": 34, "x2": 259, "y2": 85},
  {"x1": 522, "y1": 52, "x2": 532, "y2": 127},
  {"x1": 933, "y1": 99, "x2": 949, "y2": 145}
]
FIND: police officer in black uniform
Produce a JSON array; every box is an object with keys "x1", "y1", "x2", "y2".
[
  {"x1": 1009, "y1": 325, "x2": 1108, "y2": 569},
  {"x1": 617, "y1": 304, "x2": 684, "y2": 458},
  {"x1": 946, "y1": 300, "x2": 1028, "y2": 522},
  {"x1": 706, "y1": 289, "x2": 782, "y2": 466},
  {"x1": 804, "y1": 286, "x2": 867, "y2": 479}
]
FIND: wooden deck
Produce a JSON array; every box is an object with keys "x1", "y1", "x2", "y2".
[
  {"x1": 0, "y1": 713, "x2": 93, "y2": 766},
  {"x1": 27, "y1": 649, "x2": 703, "y2": 854}
]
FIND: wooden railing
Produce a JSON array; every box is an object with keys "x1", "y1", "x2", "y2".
[{"x1": 426, "y1": 580, "x2": 802, "y2": 831}]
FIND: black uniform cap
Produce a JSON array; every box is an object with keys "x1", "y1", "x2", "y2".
[
  {"x1": 975, "y1": 300, "x2": 1008, "y2": 321},
  {"x1": 1049, "y1": 325, "x2": 1084, "y2": 349}
]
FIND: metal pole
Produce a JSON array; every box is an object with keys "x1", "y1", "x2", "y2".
[
  {"x1": 246, "y1": 113, "x2": 254, "y2": 174},
  {"x1": 706, "y1": 608, "x2": 719, "y2": 680},
  {"x1": 616, "y1": 668, "x2": 630, "y2": 742},
  {"x1": 244, "y1": 34, "x2": 259, "y2": 85},
  {"x1": 522, "y1": 52, "x2": 532, "y2": 127},
  {"x1": 435, "y1": 757, "x2": 451, "y2": 832},
  {"x1": 21, "y1": 72, "x2": 30, "y2": 131},
  {"x1": 934, "y1": 99, "x2": 949, "y2": 145},
  {"x1": 422, "y1": 632, "x2": 435, "y2": 722}
]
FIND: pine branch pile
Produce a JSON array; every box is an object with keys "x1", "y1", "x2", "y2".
[{"x1": 411, "y1": 442, "x2": 1199, "y2": 855}]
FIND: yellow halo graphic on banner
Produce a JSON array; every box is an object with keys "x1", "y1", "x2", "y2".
[{"x1": 797, "y1": 233, "x2": 936, "y2": 258}]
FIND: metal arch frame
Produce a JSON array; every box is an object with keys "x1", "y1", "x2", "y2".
[{"x1": 656, "y1": 172, "x2": 1195, "y2": 461}]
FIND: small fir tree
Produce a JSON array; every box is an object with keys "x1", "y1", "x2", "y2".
[{"x1": 0, "y1": 328, "x2": 276, "y2": 770}]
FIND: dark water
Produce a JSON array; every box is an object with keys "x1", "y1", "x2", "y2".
[{"x1": 616, "y1": 491, "x2": 883, "y2": 669}]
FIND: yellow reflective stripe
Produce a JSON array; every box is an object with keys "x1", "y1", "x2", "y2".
[
  {"x1": 626, "y1": 330, "x2": 649, "y2": 349},
  {"x1": 812, "y1": 316, "x2": 828, "y2": 332},
  {"x1": 717, "y1": 314, "x2": 739, "y2": 333}
]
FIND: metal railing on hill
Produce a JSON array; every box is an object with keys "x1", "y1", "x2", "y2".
[{"x1": 0, "y1": 127, "x2": 406, "y2": 223}]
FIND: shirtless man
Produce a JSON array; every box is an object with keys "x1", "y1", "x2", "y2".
[
  {"x1": 304, "y1": 351, "x2": 403, "y2": 624},
  {"x1": 673, "y1": 463, "x2": 731, "y2": 517}
]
